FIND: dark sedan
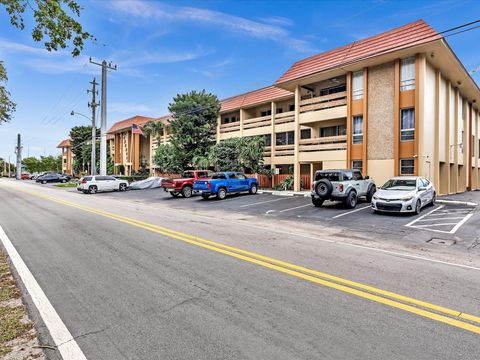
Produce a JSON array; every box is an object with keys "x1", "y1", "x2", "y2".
[{"x1": 36, "y1": 173, "x2": 70, "y2": 184}]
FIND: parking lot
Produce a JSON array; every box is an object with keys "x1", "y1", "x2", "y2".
[{"x1": 38, "y1": 179, "x2": 479, "y2": 249}]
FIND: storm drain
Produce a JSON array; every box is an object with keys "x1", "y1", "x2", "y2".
[{"x1": 428, "y1": 238, "x2": 456, "y2": 246}]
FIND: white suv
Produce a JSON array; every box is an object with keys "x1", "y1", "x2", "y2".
[{"x1": 77, "y1": 176, "x2": 129, "y2": 194}]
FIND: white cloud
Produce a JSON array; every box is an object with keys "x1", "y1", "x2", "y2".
[{"x1": 109, "y1": 0, "x2": 316, "y2": 53}]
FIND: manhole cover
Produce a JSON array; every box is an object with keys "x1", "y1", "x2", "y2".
[{"x1": 428, "y1": 238, "x2": 456, "y2": 246}]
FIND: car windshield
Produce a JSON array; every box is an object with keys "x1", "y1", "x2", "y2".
[
  {"x1": 315, "y1": 172, "x2": 340, "y2": 182},
  {"x1": 382, "y1": 179, "x2": 416, "y2": 190},
  {"x1": 212, "y1": 173, "x2": 226, "y2": 179},
  {"x1": 182, "y1": 171, "x2": 195, "y2": 178}
]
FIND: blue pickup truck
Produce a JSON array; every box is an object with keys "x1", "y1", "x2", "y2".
[{"x1": 193, "y1": 172, "x2": 259, "y2": 200}]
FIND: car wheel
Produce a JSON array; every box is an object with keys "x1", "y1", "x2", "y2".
[
  {"x1": 249, "y1": 184, "x2": 258, "y2": 195},
  {"x1": 312, "y1": 197, "x2": 324, "y2": 207},
  {"x1": 89, "y1": 185, "x2": 98, "y2": 194},
  {"x1": 414, "y1": 199, "x2": 422, "y2": 214},
  {"x1": 201, "y1": 194, "x2": 210, "y2": 200},
  {"x1": 170, "y1": 192, "x2": 180, "y2": 197},
  {"x1": 314, "y1": 179, "x2": 333, "y2": 198},
  {"x1": 345, "y1": 191, "x2": 357, "y2": 209},
  {"x1": 366, "y1": 185, "x2": 376, "y2": 203},
  {"x1": 119, "y1": 183, "x2": 127, "y2": 192},
  {"x1": 182, "y1": 186, "x2": 193, "y2": 198},
  {"x1": 429, "y1": 192, "x2": 436, "y2": 206},
  {"x1": 41, "y1": 180, "x2": 47, "y2": 184},
  {"x1": 61, "y1": 179, "x2": 67, "y2": 183},
  {"x1": 216, "y1": 188, "x2": 227, "y2": 200}
]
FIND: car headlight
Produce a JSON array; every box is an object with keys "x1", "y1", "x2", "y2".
[
  {"x1": 373, "y1": 195, "x2": 378, "y2": 200},
  {"x1": 402, "y1": 196, "x2": 414, "y2": 201}
]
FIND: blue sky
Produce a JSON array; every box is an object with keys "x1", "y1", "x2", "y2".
[{"x1": 0, "y1": 0, "x2": 479, "y2": 159}]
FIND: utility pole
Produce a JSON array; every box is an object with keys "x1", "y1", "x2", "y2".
[
  {"x1": 87, "y1": 78, "x2": 99, "y2": 175},
  {"x1": 90, "y1": 58, "x2": 117, "y2": 175},
  {"x1": 8, "y1": 156, "x2": 11, "y2": 177},
  {"x1": 15, "y1": 134, "x2": 22, "y2": 180}
]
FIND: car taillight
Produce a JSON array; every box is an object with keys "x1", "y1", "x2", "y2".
[
  {"x1": 207, "y1": 182, "x2": 211, "y2": 188},
  {"x1": 339, "y1": 184, "x2": 344, "y2": 192},
  {"x1": 82, "y1": 180, "x2": 87, "y2": 184}
]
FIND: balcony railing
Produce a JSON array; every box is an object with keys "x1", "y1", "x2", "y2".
[
  {"x1": 274, "y1": 144, "x2": 294, "y2": 156},
  {"x1": 274, "y1": 111, "x2": 295, "y2": 125},
  {"x1": 263, "y1": 146, "x2": 272, "y2": 157},
  {"x1": 220, "y1": 121, "x2": 240, "y2": 133},
  {"x1": 299, "y1": 135, "x2": 347, "y2": 152},
  {"x1": 299, "y1": 91, "x2": 347, "y2": 113},
  {"x1": 243, "y1": 115, "x2": 271, "y2": 129}
]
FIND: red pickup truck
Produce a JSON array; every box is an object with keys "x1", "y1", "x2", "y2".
[{"x1": 162, "y1": 170, "x2": 212, "y2": 198}]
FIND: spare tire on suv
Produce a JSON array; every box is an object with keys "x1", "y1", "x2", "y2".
[{"x1": 314, "y1": 179, "x2": 333, "y2": 198}]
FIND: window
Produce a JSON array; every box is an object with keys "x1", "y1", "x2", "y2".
[
  {"x1": 260, "y1": 109, "x2": 272, "y2": 117},
  {"x1": 343, "y1": 171, "x2": 353, "y2": 181},
  {"x1": 352, "y1": 116, "x2": 363, "y2": 144},
  {"x1": 314, "y1": 171, "x2": 340, "y2": 182},
  {"x1": 352, "y1": 171, "x2": 363, "y2": 180},
  {"x1": 400, "y1": 159, "x2": 415, "y2": 175},
  {"x1": 264, "y1": 134, "x2": 272, "y2": 147},
  {"x1": 235, "y1": 174, "x2": 247, "y2": 180},
  {"x1": 275, "y1": 131, "x2": 294, "y2": 146},
  {"x1": 320, "y1": 125, "x2": 346, "y2": 138},
  {"x1": 352, "y1": 71, "x2": 364, "y2": 100},
  {"x1": 96, "y1": 176, "x2": 106, "y2": 181},
  {"x1": 276, "y1": 108, "x2": 283, "y2": 114},
  {"x1": 352, "y1": 160, "x2": 363, "y2": 171},
  {"x1": 289, "y1": 104, "x2": 295, "y2": 112},
  {"x1": 212, "y1": 173, "x2": 226, "y2": 179},
  {"x1": 197, "y1": 171, "x2": 211, "y2": 179},
  {"x1": 319, "y1": 84, "x2": 346, "y2": 96},
  {"x1": 300, "y1": 129, "x2": 311, "y2": 139},
  {"x1": 106, "y1": 176, "x2": 116, "y2": 181},
  {"x1": 400, "y1": 108, "x2": 415, "y2": 141},
  {"x1": 400, "y1": 57, "x2": 415, "y2": 91}
]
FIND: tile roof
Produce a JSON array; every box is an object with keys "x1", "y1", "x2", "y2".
[
  {"x1": 276, "y1": 20, "x2": 441, "y2": 85},
  {"x1": 220, "y1": 86, "x2": 293, "y2": 113},
  {"x1": 107, "y1": 115, "x2": 157, "y2": 134},
  {"x1": 57, "y1": 138, "x2": 71, "y2": 148}
]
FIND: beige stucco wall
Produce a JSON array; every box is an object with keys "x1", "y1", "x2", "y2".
[
  {"x1": 322, "y1": 160, "x2": 347, "y2": 170},
  {"x1": 420, "y1": 61, "x2": 436, "y2": 181},
  {"x1": 367, "y1": 62, "x2": 395, "y2": 160},
  {"x1": 368, "y1": 159, "x2": 395, "y2": 187},
  {"x1": 299, "y1": 106, "x2": 347, "y2": 125},
  {"x1": 438, "y1": 76, "x2": 446, "y2": 162}
]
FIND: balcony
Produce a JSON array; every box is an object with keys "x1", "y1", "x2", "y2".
[
  {"x1": 263, "y1": 146, "x2": 272, "y2": 157},
  {"x1": 220, "y1": 121, "x2": 240, "y2": 133},
  {"x1": 274, "y1": 111, "x2": 295, "y2": 125},
  {"x1": 274, "y1": 144, "x2": 294, "y2": 156},
  {"x1": 243, "y1": 115, "x2": 271, "y2": 129},
  {"x1": 299, "y1": 92, "x2": 347, "y2": 113},
  {"x1": 299, "y1": 135, "x2": 347, "y2": 152}
]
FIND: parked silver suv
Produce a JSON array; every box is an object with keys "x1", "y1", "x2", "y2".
[{"x1": 311, "y1": 169, "x2": 376, "y2": 208}]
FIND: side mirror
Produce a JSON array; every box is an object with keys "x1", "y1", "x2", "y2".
[
  {"x1": 418, "y1": 186, "x2": 427, "y2": 191},
  {"x1": 364, "y1": 176, "x2": 370, "y2": 179}
]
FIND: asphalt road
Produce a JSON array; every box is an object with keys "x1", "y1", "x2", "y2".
[{"x1": 1, "y1": 179, "x2": 479, "y2": 359}]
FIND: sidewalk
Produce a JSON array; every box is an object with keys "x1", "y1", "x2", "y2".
[{"x1": 258, "y1": 189, "x2": 310, "y2": 197}]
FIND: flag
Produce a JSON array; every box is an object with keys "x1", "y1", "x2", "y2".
[{"x1": 131, "y1": 123, "x2": 144, "y2": 135}]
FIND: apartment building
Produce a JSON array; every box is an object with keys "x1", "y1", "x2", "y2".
[
  {"x1": 107, "y1": 115, "x2": 171, "y2": 175},
  {"x1": 57, "y1": 138, "x2": 74, "y2": 176},
  {"x1": 217, "y1": 19, "x2": 480, "y2": 193}
]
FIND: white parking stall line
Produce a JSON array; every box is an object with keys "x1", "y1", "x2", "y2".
[
  {"x1": 450, "y1": 213, "x2": 474, "y2": 234},
  {"x1": 413, "y1": 223, "x2": 459, "y2": 228},
  {"x1": 0, "y1": 225, "x2": 87, "y2": 360},
  {"x1": 405, "y1": 205, "x2": 444, "y2": 227},
  {"x1": 240, "y1": 197, "x2": 291, "y2": 208},
  {"x1": 331, "y1": 205, "x2": 371, "y2": 219},
  {"x1": 415, "y1": 216, "x2": 465, "y2": 222},
  {"x1": 278, "y1": 203, "x2": 312, "y2": 213}
]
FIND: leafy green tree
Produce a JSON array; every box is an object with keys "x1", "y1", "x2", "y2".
[
  {"x1": 0, "y1": 0, "x2": 94, "y2": 124},
  {"x1": 22, "y1": 157, "x2": 41, "y2": 173},
  {"x1": 153, "y1": 144, "x2": 182, "y2": 174},
  {"x1": 208, "y1": 136, "x2": 265, "y2": 172},
  {"x1": 69, "y1": 125, "x2": 99, "y2": 169},
  {"x1": 142, "y1": 120, "x2": 164, "y2": 143},
  {"x1": 168, "y1": 90, "x2": 221, "y2": 169},
  {"x1": 0, "y1": 61, "x2": 15, "y2": 124}
]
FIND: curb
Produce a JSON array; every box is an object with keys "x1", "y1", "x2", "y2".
[
  {"x1": 258, "y1": 190, "x2": 310, "y2": 197},
  {"x1": 436, "y1": 199, "x2": 478, "y2": 206}
]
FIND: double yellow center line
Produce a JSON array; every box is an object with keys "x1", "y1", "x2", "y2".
[{"x1": 18, "y1": 188, "x2": 480, "y2": 334}]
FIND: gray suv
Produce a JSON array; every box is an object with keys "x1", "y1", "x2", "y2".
[{"x1": 311, "y1": 169, "x2": 376, "y2": 208}]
